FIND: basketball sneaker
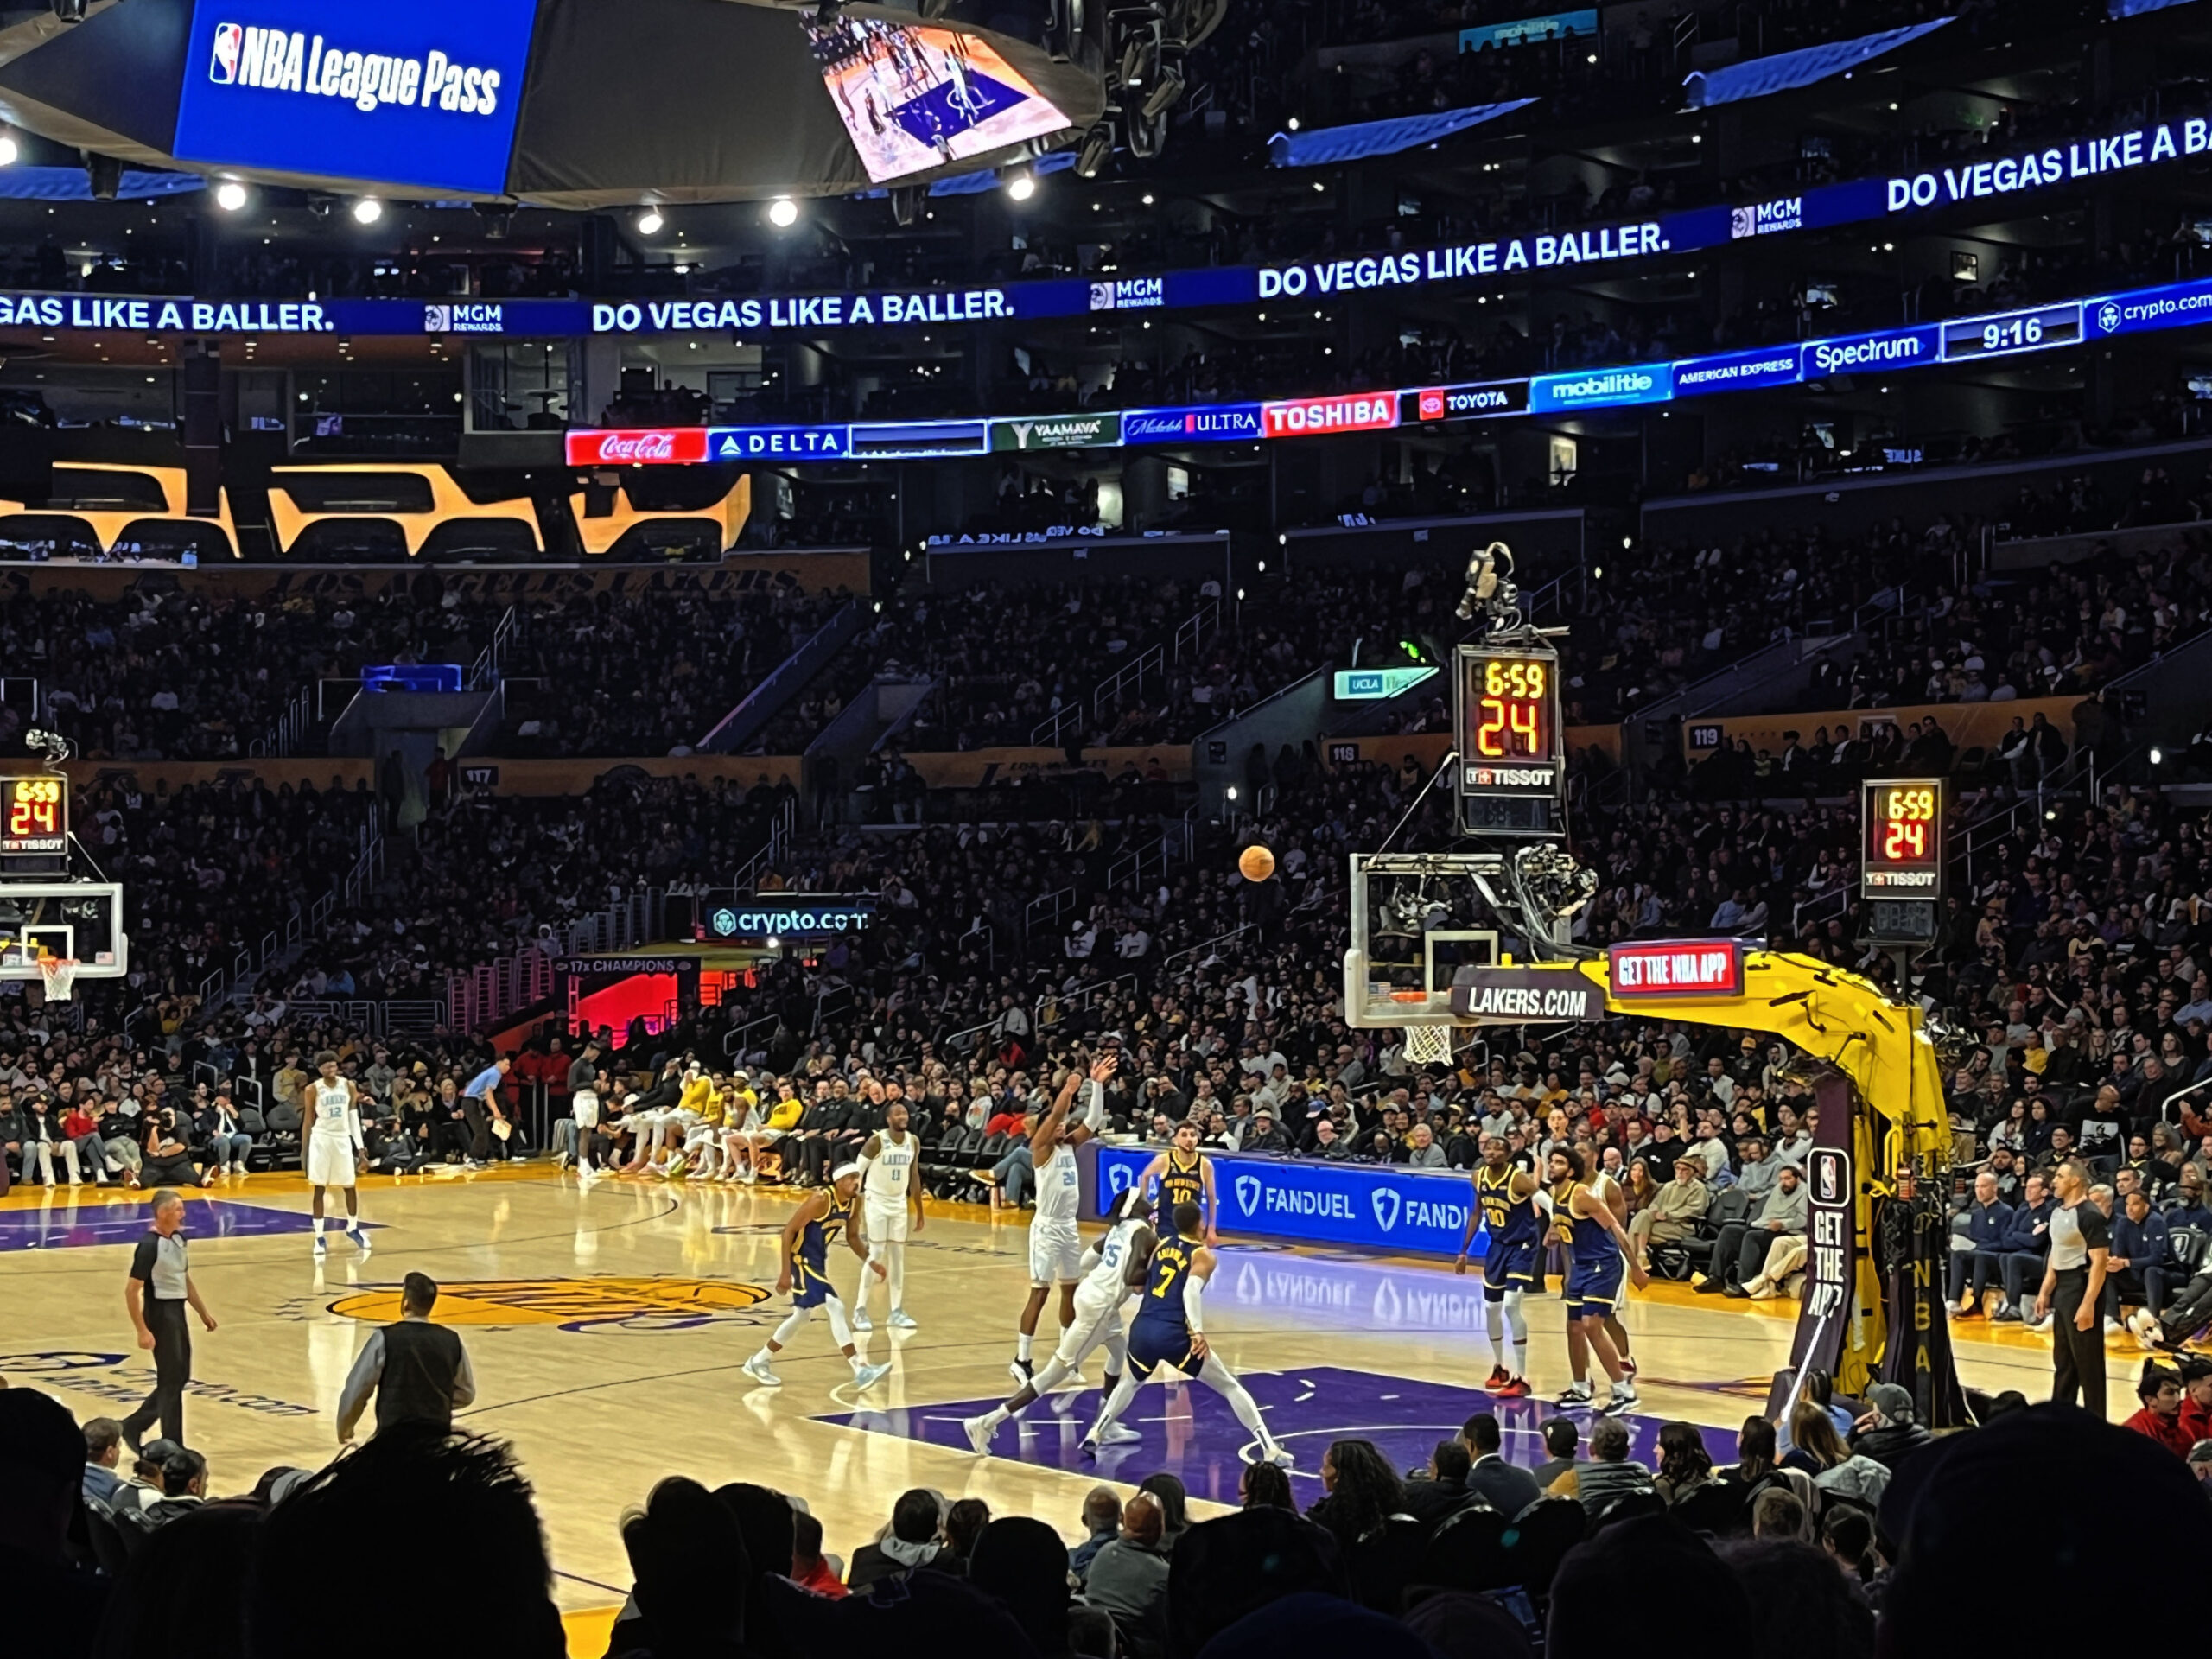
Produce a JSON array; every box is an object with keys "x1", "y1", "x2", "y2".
[
  {"x1": 852, "y1": 1308, "x2": 874, "y2": 1332},
  {"x1": 1008, "y1": 1357, "x2": 1035, "y2": 1385},
  {"x1": 742, "y1": 1352, "x2": 782, "y2": 1388},
  {"x1": 852, "y1": 1361, "x2": 893, "y2": 1393},
  {"x1": 1495, "y1": 1376, "x2": 1531, "y2": 1399},
  {"x1": 888, "y1": 1310, "x2": 919, "y2": 1330},
  {"x1": 1094, "y1": 1423, "x2": 1141, "y2": 1446},
  {"x1": 1484, "y1": 1365, "x2": 1511, "y2": 1391},
  {"x1": 1249, "y1": 1443, "x2": 1294, "y2": 1467},
  {"x1": 1555, "y1": 1382, "x2": 1593, "y2": 1407},
  {"x1": 963, "y1": 1414, "x2": 996, "y2": 1454},
  {"x1": 1599, "y1": 1384, "x2": 1640, "y2": 1416},
  {"x1": 348, "y1": 1227, "x2": 371, "y2": 1255},
  {"x1": 312, "y1": 1235, "x2": 327, "y2": 1260}
]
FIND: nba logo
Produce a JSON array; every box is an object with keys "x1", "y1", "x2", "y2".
[
  {"x1": 211, "y1": 22, "x2": 242, "y2": 83},
  {"x1": 1812, "y1": 1147, "x2": 1847, "y2": 1206}
]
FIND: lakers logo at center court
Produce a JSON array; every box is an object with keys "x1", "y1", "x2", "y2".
[{"x1": 329, "y1": 1276, "x2": 772, "y2": 1334}]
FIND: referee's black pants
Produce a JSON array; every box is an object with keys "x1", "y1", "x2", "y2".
[
  {"x1": 122, "y1": 1299, "x2": 190, "y2": 1446},
  {"x1": 2050, "y1": 1268, "x2": 2106, "y2": 1419}
]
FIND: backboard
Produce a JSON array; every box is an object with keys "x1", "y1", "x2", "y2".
[
  {"x1": 1342, "y1": 852, "x2": 1500, "y2": 1028},
  {"x1": 0, "y1": 880, "x2": 128, "y2": 978}
]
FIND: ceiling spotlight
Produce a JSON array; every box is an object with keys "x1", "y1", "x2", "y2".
[
  {"x1": 0, "y1": 134, "x2": 17, "y2": 168},
  {"x1": 215, "y1": 181, "x2": 248, "y2": 212},
  {"x1": 636, "y1": 207, "x2": 664, "y2": 237},
  {"x1": 1007, "y1": 173, "x2": 1036, "y2": 201},
  {"x1": 768, "y1": 196, "x2": 799, "y2": 227},
  {"x1": 1287, "y1": 117, "x2": 1300, "y2": 131},
  {"x1": 352, "y1": 197, "x2": 383, "y2": 224}
]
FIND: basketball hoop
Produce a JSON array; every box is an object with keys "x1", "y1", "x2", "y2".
[
  {"x1": 38, "y1": 957, "x2": 81, "y2": 1001},
  {"x1": 1402, "y1": 1024, "x2": 1457, "y2": 1066}
]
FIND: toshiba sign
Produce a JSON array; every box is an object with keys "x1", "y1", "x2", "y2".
[
  {"x1": 1260, "y1": 393, "x2": 1400, "y2": 437},
  {"x1": 1606, "y1": 940, "x2": 1745, "y2": 998},
  {"x1": 565, "y1": 429, "x2": 710, "y2": 467}
]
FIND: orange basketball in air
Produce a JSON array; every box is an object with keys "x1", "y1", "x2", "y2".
[{"x1": 1238, "y1": 845, "x2": 1276, "y2": 883}]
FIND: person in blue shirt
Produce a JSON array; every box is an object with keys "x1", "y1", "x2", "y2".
[
  {"x1": 1991, "y1": 1169, "x2": 2054, "y2": 1321},
  {"x1": 460, "y1": 1057, "x2": 513, "y2": 1169},
  {"x1": 2107, "y1": 1187, "x2": 2176, "y2": 1327},
  {"x1": 1946, "y1": 1170, "x2": 2014, "y2": 1318}
]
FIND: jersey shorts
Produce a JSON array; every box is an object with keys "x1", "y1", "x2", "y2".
[
  {"x1": 306, "y1": 1133, "x2": 356, "y2": 1188},
  {"x1": 1055, "y1": 1285, "x2": 1130, "y2": 1369},
  {"x1": 572, "y1": 1089, "x2": 601, "y2": 1129},
  {"x1": 1563, "y1": 1254, "x2": 1625, "y2": 1319},
  {"x1": 864, "y1": 1194, "x2": 911, "y2": 1245},
  {"x1": 1027, "y1": 1218, "x2": 1084, "y2": 1286},
  {"x1": 1127, "y1": 1313, "x2": 1198, "y2": 1379},
  {"x1": 1483, "y1": 1236, "x2": 1541, "y2": 1300}
]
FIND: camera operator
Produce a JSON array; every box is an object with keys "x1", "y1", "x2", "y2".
[{"x1": 139, "y1": 1105, "x2": 213, "y2": 1190}]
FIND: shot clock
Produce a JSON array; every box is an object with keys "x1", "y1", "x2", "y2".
[
  {"x1": 1861, "y1": 777, "x2": 1942, "y2": 943},
  {"x1": 1454, "y1": 637, "x2": 1566, "y2": 838},
  {"x1": 0, "y1": 774, "x2": 66, "y2": 857}
]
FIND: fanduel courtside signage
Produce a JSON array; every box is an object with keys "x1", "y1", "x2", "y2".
[
  {"x1": 1095, "y1": 1146, "x2": 1483, "y2": 1256},
  {"x1": 173, "y1": 0, "x2": 540, "y2": 194}
]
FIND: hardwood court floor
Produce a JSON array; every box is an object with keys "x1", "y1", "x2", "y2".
[{"x1": 0, "y1": 1167, "x2": 2139, "y2": 1633}]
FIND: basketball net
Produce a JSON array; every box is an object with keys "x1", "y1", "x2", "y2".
[
  {"x1": 38, "y1": 957, "x2": 81, "y2": 1001},
  {"x1": 1402, "y1": 1024, "x2": 1457, "y2": 1066}
]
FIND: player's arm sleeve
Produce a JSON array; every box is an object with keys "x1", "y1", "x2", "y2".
[
  {"x1": 1184, "y1": 1272, "x2": 1207, "y2": 1334},
  {"x1": 336, "y1": 1331, "x2": 385, "y2": 1432},
  {"x1": 1084, "y1": 1080, "x2": 1109, "y2": 1132},
  {"x1": 1079, "y1": 1243, "x2": 1103, "y2": 1274}
]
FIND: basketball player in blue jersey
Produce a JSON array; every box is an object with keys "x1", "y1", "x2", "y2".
[
  {"x1": 1082, "y1": 1202, "x2": 1292, "y2": 1465},
  {"x1": 744, "y1": 1164, "x2": 893, "y2": 1394},
  {"x1": 1548, "y1": 1147, "x2": 1646, "y2": 1414},
  {"x1": 1456, "y1": 1134, "x2": 1541, "y2": 1396},
  {"x1": 1130, "y1": 1119, "x2": 1218, "y2": 1244}
]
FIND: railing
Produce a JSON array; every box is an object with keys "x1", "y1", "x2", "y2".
[
  {"x1": 1032, "y1": 600, "x2": 1221, "y2": 746},
  {"x1": 1025, "y1": 885, "x2": 1077, "y2": 940},
  {"x1": 733, "y1": 797, "x2": 797, "y2": 897},
  {"x1": 721, "y1": 1012, "x2": 781, "y2": 1064},
  {"x1": 1159, "y1": 921, "x2": 1255, "y2": 985},
  {"x1": 1109, "y1": 835, "x2": 1170, "y2": 896},
  {"x1": 443, "y1": 885, "x2": 670, "y2": 1032},
  {"x1": 1033, "y1": 970, "x2": 1140, "y2": 1034},
  {"x1": 1522, "y1": 566, "x2": 1585, "y2": 627},
  {"x1": 468, "y1": 605, "x2": 519, "y2": 691},
  {"x1": 0, "y1": 677, "x2": 41, "y2": 723},
  {"x1": 249, "y1": 686, "x2": 314, "y2": 759},
  {"x1": 700, "y1": 599, "x2": 861, "y2": 753}
]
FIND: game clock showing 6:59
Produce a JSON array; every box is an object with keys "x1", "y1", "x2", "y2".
[
  {"x1": 1860, "y1": 777, "x2": 1942, "y2": 943},
  {"x1": 1454, "y1": 639, "x2": 1565, "y2": 838},
  {"x1": 0, "y1": 774, "x2": 66, "y2": 857}
]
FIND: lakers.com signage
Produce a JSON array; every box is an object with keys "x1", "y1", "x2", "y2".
[
  {"x1": 172, "y1": 0, "x2": 541, "y2": 195},
  {"x1": 1095, "y1": 1147, "x2": 1484, "y2": 1257}
]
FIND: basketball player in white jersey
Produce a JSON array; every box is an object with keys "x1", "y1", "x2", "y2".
[
  {"x1": 963, "y1": 1185, "x2": 1150, "y2": 1453},
  {"x1": 1012, "y1": 1054, "x2": 1115, "y2": 1383},
  {"x1": 302, "y1": 1052, "x2": 369, "y2": 1259},
  {"x1": 851, "y1": 1101, "x2": 924, "y2": 1332}
]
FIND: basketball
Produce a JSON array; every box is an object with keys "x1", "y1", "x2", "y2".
[{"x1": 1239, "y1": 844, "x2": 1276, "y2": 882}]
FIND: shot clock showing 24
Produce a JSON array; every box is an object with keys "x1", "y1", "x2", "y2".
[{"x1": 1454, "y1": 637, "x2": 1567, "y2": 837}]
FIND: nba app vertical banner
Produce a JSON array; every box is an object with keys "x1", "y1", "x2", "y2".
[{"x1": 1776, "y1": 1074, "x2": 1877, "y2": 1402}]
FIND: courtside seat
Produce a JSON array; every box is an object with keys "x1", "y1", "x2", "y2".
[
  {"x1": 1412, "y1": 1503, "x2": 1509, "y2": 1592},
  {"x1": 2170, "y1": 1225, "x2": 2209, "y2": 1275}
]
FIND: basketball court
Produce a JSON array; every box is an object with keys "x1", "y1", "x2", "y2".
[{"x1": 0, "y1": 1166, "x2": 2122, "y2": 1653}]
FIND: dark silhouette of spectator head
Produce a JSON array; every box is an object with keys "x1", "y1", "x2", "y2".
[
  {"x1": 1431, "y1": 1440, "x2": 1472, "y2": 1483},
  {"x1": 1239, "y1": 1461, "x2": 1294, "y2": 1510},
  {"x1": 710, "y1": 1482, "x2": 796, "y2": 1578},
  {"x1": 1717, "y1": 1538, "x2": 1874, "y2": 1659},
  {"x1": 1461, "y1": 1412, "x2": 1505, "y2": 1456},
  {"x1": 888, "y1": 1487, "x2": 943, "y2": 1547},
  {"x1": 160, "y1": 1447, "x2": 207, "y2": 1499},
  {"x1": 1167, "y1": 1507, "x2": 1348, "y2": 1658},
  {"x1": 92, "y1": 1503, "x2": 262, "y2": 1659},
  {"x1": 1399, "y1": 1590, "x2": 1537, "y2": 1659},
  {"x1": 1541, "y1": 1418, "x2": 1579, "y2": 1461},
  {"x1": 944, "y1": 1497, "x2": 991, "y2": 1563},
  {"x1": 0, "y1": 1386, "x2": 82, "y2": 1565},
  {"x1": 1549, "y1": 1516, "x2": 1751, "y2": 1659},
  {"x1": 1882, "y1": 1406, "x2": 2212, "y2": 1652},
  {"x1": 618, "y1": 1476, "x2": 746, "y2": 1657},
  {"x1": 1139, "y1": 1471, "x2": 1189, "y2": 1538},
  {"x1": 1194, "y1": 1591, "x2": 1439, "y2": 1659},
  {"x1": 969, "y1": 1515, "x2": 1072, "y2": 1655},
  {"x1": 246, "y1": 1427, "x2": 565, "y2": 1659}
]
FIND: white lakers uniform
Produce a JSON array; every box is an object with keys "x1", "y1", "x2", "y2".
[
  {"x1": 305, "y1": 1077, "x2": 357, "y2": 1188},
  {"x1": 1052, "y1": 1211, "x2": 1145, "y2": 1370},
  {"x1": 1029, "y1": 1139, "x2": 1084, "y2": 1285},
  {"x1": 862, "y1": 1133, "x2": 918, "y2": 1243}
]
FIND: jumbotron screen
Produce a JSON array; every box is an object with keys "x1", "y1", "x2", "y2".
[{"x1": 802, "y1": 16, "x2": 1071, "y2": 185}]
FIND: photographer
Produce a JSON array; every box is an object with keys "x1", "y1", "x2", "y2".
[{"x1": 139, "y1": 1106, "x2": 213, "y2": 1190}]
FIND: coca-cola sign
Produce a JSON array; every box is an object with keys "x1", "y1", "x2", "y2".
[{"x1": 564, "y1": 428, "x2": 709, "y2": 466}]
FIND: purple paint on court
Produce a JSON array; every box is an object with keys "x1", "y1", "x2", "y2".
[
  {"x1": 0, "y1": 1197, "x2": 345, "y2": 1252},
  {"x1": 826, "y1": 1364, "x2": 1738, "y2": 1507}
]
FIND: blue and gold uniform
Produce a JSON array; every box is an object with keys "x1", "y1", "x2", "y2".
[
  {"x1": 1156, "y1": 1148, "x2": 1205, "y2": 1234},
  {"x1": 1477, "y1": 1165, "x2": 1541, "y2": 1296},
  {"x1": 1127, "y1": 1234, "x2": 1199, "y2": 1376},
  {"x1": 791, "y1": 1188, "x2": 854, "y2": 1308},
  {"x1": 1559, "y1": 1181, "x2": 1624, "y2": 1319}
]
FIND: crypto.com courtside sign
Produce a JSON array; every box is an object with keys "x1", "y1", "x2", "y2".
[{"x1": 172, "y1": 0, "x2": 540, "y2": 195}]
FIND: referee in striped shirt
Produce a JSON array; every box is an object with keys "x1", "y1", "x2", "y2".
[{"x1": 121, "y1": 1189, "x2": 218, "y2": 1451}]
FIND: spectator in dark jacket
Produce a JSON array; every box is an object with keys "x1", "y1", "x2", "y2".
[
  {"x1": 1947, "y1": 1171, "x2": 2014, "y2": 1316},
  {"x1": 1849, "y1": 1382, "x2": 1932, "y2": 1470},
  {"x1": 846, "y1": 1489, "x2": 952, "y2": 1591},
  {"x1": 1401, "y1": 1440, "x2": 1476, "y2": 1529},
  {"x1": 1992, "y1": 1172, "x2": 2055, "y2": 1319},
  {"x1": 2107, "y1": 1187, "x2": 2176, "y2": 1322}
]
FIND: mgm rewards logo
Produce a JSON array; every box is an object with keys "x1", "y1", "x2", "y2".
[{"x1": 324, "y1": 1276, "x2": 773, "y2": 1334}]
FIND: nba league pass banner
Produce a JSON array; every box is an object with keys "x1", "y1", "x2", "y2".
[
  {"x1": 1094, "y1": 1146, "x2": 1484, "y2": 1258},
  {"x1": 172, "y1": 0, "x2": 541, "y2": 194}
]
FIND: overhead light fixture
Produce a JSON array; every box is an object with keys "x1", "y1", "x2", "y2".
[
  {"x1": 1007, "y1": 172, "x2": 1036, "y2": 201},
  {"x1": 215, "y1": 181, "x2": 248, "y2": 212},
  {"x1": 636, "y1": 207, "x2": 664, "y2": 236},
  {"x1": 768, "y1": 196, "x2": 799, "y2": 227},
  {"x1": 0, "y1": 134, "x2": 17, "y2": 168},
  {"x1": 352, "y1": 198, "x2": 383, "y2": 224}
]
